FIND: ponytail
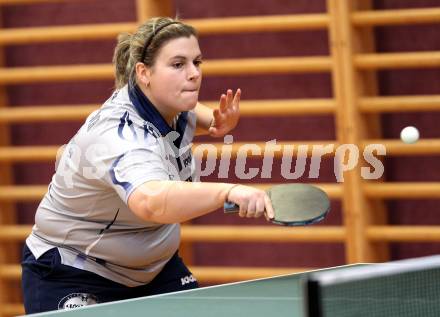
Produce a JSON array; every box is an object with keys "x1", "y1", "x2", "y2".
[{"x1": 113, "y1": 32, "x2": 132, "y2": 89}]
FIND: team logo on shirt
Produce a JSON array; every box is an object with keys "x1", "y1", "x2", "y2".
[{"x1": 58, "y1": 293, "x2": 98, "y2": 310}]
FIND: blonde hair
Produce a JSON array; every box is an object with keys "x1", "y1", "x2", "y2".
[{"x1": 112, "y1": 17, "x2": 197, "y2": 89}]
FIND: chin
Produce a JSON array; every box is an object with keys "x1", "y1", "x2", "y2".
[
  {"x1": 181, "y1": 98, "x2": 199, "y2": 111},
  {"x1": 183, "y1": 101, "x2": 198, "y2": 111}
]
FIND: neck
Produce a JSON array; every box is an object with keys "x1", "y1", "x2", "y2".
[{"x1": 137, "y1": 84, "x2": 177, "y2": 126}]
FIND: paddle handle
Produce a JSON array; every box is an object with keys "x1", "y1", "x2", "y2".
[{"x1": 224, "y1": 201, "x2": 239, "y2": 213}]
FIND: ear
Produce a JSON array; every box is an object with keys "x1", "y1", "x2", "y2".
[{"x1": 135, "y1": 62, "x2": 152, "y2": 87}]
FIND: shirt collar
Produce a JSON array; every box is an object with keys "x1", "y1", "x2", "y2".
[{"x1": 128, "y1": 84, "x2": 188, "y2": 146}]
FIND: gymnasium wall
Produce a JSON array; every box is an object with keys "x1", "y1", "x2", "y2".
[{"x1": 2, "y1": 0, "x2": 439, "y2": 270}]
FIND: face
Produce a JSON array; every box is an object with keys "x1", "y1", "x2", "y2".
[{"x1": 138, "y1": 35, "x2": 202, "y2": 123}]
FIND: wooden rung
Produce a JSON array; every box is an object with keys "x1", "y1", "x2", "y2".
[
  {"x1": 0, "y1": 145, "x2": 59, "y2": 162},
  {"x1": 0, "y1": 225, "x2": 31, "y2": 241},
  {"x1": 0, "y1": 0, "x2": 62, "y2": 4},
  {"x1": 13, "y1": 96, "x2": 440, "y2": 120},
  {"x1": 0, "y1": 99, "x2": 335, "y2": 123},
  {"x1": 3, "y1": 94, "x2": 438, "y2": 122},
  {"x1": 204, "y1": 56, "x2": 331, "y2": 75},
  {"x1": 0, "y1": 225, "x2": 345, "y2": 242},
  {"x1": 368, "y1": 226, "x2": 440, "y2": 242},
  {"x1": 4, "y1": 182, "x2": 440, "y2": 202},
  {"x1": 194, "y1": 141, "x2": 339, "y2": 159},
  {"x1": 0, "y1": 64, "x2": 112, "y2": 85},
  {"x1": 181, "y1": 226, "x2": 345, "y2": 242},
  {"x1": 204, "y1": 98, "x2": 336, "y2": 116},
  {"x1": 0, "y1": 183, "x2": 341, "y2": 202},
  {"x1": 2, "y1": 8, "x2": 436, "y2": 34},
  {"x1": 364, "y1": 182, "x2": 440, "y2": 199},
  {"x1": 0, "y1": 185, "x2": 47, "y2": 201},
  {"x1": 2, "y1": 140, "x2": 438, "y2": 163},
  {"x1": 0, "y1": 304, "x2": 24, "y2": 317},
  {"x1": 187, "y1": 14, "x2": 329, "y2": 34},
  {"x1": 0, "y1": 23, "x2": 136, "y2": 45},
  {"x1": 0, "y1": 15, "x2": 329, "y2": 45},
  {"x1": 355, "y1": 51, "x2": 440, "y2": 70},
  {"x1": 0, "y1": 105, "x2": 98, "y2": 122},
  {"x1": 0, "y1": 141, "x2": 339, "y2": 162},
  {"x1": 0, "y1": 265, "x2": 21, "y2": 280},
  {"x1": 359, "y1": 95, "x2": 440, "y2": 113},
  {"x1": 352, "y1": 7, "x2": 440, "y2": 26},
  {"x1": 363, "y1": 139, "x2": 440, "y2": 155},
  {"x1": 0, "y1": 57, "x2": 332, "y2": 85}
]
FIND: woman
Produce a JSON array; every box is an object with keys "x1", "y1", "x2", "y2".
[{"x1": 21, "y1": 17, "x2": 274, "y2": 314}]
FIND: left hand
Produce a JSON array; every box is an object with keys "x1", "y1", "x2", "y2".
[{"x1": 208, "y1": 89, "x2": 241, "y2": 137}]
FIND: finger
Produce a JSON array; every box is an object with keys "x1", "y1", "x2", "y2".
[
  {"x1": 255, "y1": 197, "x2": 265, "y2": 218},
  {"x1": 208, "y1": 126, "x2": 220, "y2": 137},
  {"x1": 246, "y1": 199, "x2": 257, "y2": 218},
  {"x1": 212, "y1": 108, "x2": 222, "y2": 125},
  {"x1": 232, "y1": 88, "x2": 241, "y2": 111},
  {"x1": 208, "y1": 109, "x2": 222, "y2": 137},
  {"x1": 256, "y1": 210, "x2": 265, "y2": 219},
  {"x1": 226, "y1": 89, "x2": 233, "y2": 110},
  {"x1": 239, "y1": 201, "x2": 248, "y2": 218},
  {"x1": 219, "y1": 94, "x2": 227, "y2": 113},
  {"x1": 264, "y1": 195, "x2": 275, "y2": 220}
]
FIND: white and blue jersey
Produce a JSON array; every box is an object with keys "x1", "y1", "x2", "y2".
[{"x1": 26, "y1": 84, "x2": 197, "y2": 287}]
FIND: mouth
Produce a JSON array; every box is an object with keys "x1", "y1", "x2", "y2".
[{"x1": 182, "y1": 88, "x2": 199, "y2": 93}]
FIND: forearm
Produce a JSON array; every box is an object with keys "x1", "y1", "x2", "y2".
[
  {"x1": 194, "y1": 102, "x2": 213, "y2": 135},
  {"x1": 128, "y1": 181, "x2": 234, "y2": 223}
]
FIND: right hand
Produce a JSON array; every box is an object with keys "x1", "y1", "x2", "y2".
[{"x1": 227, "y1": 185, "x2": 275, "y2": 220}]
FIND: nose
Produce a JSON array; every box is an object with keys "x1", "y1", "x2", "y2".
[{"x1": 188, "y1": 63, "x2": 201, "y2": 82}]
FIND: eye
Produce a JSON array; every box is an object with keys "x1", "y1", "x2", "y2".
[
  {"x1": 173, "y1": 62, "x2": 184, "y2": 69},
  {"x1": 194, "y1": 60, "x2": 203, "y2": 67}
]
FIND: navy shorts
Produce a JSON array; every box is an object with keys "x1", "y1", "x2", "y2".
[{"x1": 21, "y1": 244, "x2": 198, "y2": 314}]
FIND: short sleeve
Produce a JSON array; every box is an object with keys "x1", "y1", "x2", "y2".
[
  {"x1": 107, "y1": 145, "x2": 170, "y2": 203},
  {"x1": 89, "y1": 131, "x2": 171, "y2": 204}
]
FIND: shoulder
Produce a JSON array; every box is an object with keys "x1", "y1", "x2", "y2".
[
  {"x1": 83, "y1": 87, "x2": 146, "y2": 138},
  {"x1": 74, "y1": 90, "x2": 160, "y2": 155}
]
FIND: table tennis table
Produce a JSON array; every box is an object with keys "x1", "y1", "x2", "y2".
[
  {"x1": 28, "y1": 256, "x2": 440, "y2": 317},
  {"x1": 28, "y1": 264, "x2": 356, "y2": 317}
]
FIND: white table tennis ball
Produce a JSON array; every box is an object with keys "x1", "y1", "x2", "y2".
[{"x1": 400, "y1": 126, "x2": 419, "y2": 144}]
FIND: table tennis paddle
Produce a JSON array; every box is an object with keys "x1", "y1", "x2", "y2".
[{"x1": 224, "y1": 183, "x2": 330, "y2": 226}]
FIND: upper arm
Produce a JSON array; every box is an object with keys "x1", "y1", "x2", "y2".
[
  {"x1": 127, "y1": 183, "x2": 150, "y2": 221},
  {"x1": 127, "y1": 181, "x2": 170, "y2": 222}
]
